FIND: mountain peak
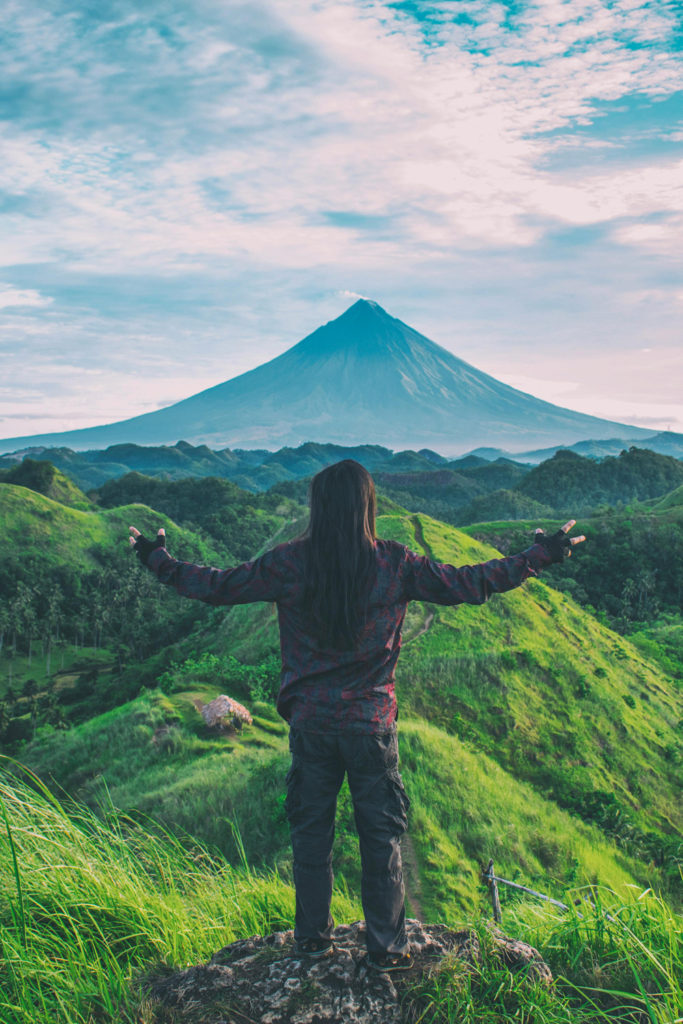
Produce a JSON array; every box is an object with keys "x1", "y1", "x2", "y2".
[
  {"x1": 0, "y1": 300, "x2": 651, "y2": 455},
  {"x1": 340, "y1": 297, "x2": 389, "y2": 322}
]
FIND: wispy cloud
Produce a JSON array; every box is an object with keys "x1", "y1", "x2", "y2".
[{"x1": 0, "y1": 284, "x2": 52, "y2": 309}]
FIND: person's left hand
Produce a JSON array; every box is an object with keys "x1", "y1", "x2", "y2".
[
  {"x1": 533, "y1": 519, "x2": 586, "y2": 563},
  {"x1": 129, "y1": 526, "x2": 167, "y2": 566}
]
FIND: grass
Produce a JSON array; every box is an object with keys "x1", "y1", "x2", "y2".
[
  {"x1": 21, "y1": 685, "x2": 669, "y2": 920},
  {"x1": 403, "y1": 887, "x2": 683, "y2": 1023},
  {"x1": 2, "y1": 762, "x2": 680, "y2": 1024},
  {"x1": 0, "y1": 762, "x2": 360, "y2": 1024},
  {"x1": 396, "y1": 719, "x2": 655, "y2": 919},
  {"x1": 386, "y1": 514, "x2": 681, "y2": 843}
]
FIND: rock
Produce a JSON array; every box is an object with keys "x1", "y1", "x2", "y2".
[
  {"x1": 200, "y1": 695, "x2": 253, "y2": 730},
  {"x1": 144, "y1": 919, "x2": 552, "y2": 1023}
]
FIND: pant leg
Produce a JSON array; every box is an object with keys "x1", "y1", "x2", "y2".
[
  {"x1": 342, "y1": 729, "x2": 410, "y2": 955},
  {"x1": 285, "y1": 729, "x2": 345, "y2": 942}
]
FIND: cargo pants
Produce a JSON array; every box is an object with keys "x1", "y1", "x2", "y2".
[{"x1": 284, "y1": 726, "x2": 410, "y2": 955}]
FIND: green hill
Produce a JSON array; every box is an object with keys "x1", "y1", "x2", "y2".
[
  {"x1": 194, "y1": 511, "x2": 681, "y2": 882},
  {"x1": 516, "y1": 447, "x2": 683, "y2": 513},
  {"x1": 652, "y1": 483, "x2": 683, "y2": 511},
  {"x1": 4, "y1": 486, "x2": 680, "y2": 874},
  {"x1": 19, "y1": 683, "x2": 657, "y2": 917},
  {"x1": 0, "y1": 482, "x2": 297, "y2": 729},
  {"x1": 0, "y1": 457, "x2": 91, "y2": 508}
]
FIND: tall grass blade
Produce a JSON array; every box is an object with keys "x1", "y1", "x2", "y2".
[{"x1": 0, "y1": 792, "x2": 26, "y2": 948}]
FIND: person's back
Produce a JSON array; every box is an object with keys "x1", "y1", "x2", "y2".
[{"x1": 226, "y1": 530, "x2": 555, "y2": 733}]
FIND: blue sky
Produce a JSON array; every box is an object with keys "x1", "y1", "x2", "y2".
[{"x1": 1, "y1": 0, "x2": 682, "y2": 441}]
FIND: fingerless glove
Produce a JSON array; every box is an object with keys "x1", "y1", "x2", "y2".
[
  {"x1": 133, "y1": 532, "x2": 166, "y2": 567},
  {"x1": 533, "y1": 529, "x2": 571, "y2": 564}
]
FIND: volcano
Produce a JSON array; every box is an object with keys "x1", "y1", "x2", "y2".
[{"x1": 1, "y1": 300, "x2": 647, "y2": 455}]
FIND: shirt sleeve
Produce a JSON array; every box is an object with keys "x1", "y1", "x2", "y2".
[
  {"x1": 401, "y1": 542, "x2": 552, "y2": 606},
  {"x1": 145, "y1": 544, "x2": 285, "y2": 606}
]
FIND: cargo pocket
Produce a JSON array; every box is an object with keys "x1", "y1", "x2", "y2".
[{"x1": 387, "y1": 769, "x2": 411, "y2": 835}]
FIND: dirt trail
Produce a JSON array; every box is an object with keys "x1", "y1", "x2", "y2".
[
  {"x1": 401, "y1": 831, "x2": 426, "y2": 922},
  {"x1": 410, "y1": 514, "x2": 435, "y2": 559},
  {"x1": 403, "y1": 514, "x2": 436, "y2": 646},
  {"x1": 404, "y1": 609, "x2": 434, "y2": 646}
]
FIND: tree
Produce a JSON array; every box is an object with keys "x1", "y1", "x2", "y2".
[
  {"x1": 13, "y1": 580, "x2": 36, "y2": 661},
  {"x1": 0, "y1": 601, "x2": 8, "y2": 654},
  {"x1": 44, "y1": 585, "x2": 64, "y2": 677},
  {"x1": 23, "y1": 678, "x2": 38, "y2": 700}
]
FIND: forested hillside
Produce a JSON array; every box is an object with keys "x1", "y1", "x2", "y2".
[
  {"x1": 4, "y1": 441, "x2": 682, "y2": 520},
  {"x1": 462, "y1": 492, "x2": 683, "y2": 657},
  {"x1": 0, "y1": 477, "x2": 300, "y2": 739}
]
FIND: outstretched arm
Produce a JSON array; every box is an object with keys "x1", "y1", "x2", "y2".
[
  {"x1": 128, "y1": 526, "x2": 283, "y2": 605},
  {"x1": 402, "y1": 520, "x2": 585, "y2": 606}
]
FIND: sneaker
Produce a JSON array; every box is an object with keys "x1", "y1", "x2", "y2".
[
  {"x1": 294, "y1": 938, "x2": 335, "y2": 959},
  {"x1": 367, "y1": 950, "x2": 414, "y2": 973}
]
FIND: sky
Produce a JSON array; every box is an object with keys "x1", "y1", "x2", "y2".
[{"x1": 1, "y1": 0, "x2": 682, "y2": 443}]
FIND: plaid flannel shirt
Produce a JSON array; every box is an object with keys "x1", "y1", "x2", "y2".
[{"x1": 147, "y1": 538, "x2": 552, "y2": 733}]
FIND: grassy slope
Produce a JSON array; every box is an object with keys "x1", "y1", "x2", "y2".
[
  {"x1": 7, "y1": 494, "x2": 683, "y2": 1022},
  {"x1": 0, "y1": 483, "x2": 223, "y2": 568},
  {"x1": 21, "y1": 684, "x2": 654, "y2": 924},
  {"x1": 3, "y1": 767, "x2": 680, "y2": 1024},
  {"x1": 0, "y1": 460, "x2": 91, "y2": 508},
  {"x1": 21, "y1": 487, "x2": 680, "y2": 911},
  {"x1": 0, "y1": 485, "x2": 255, "y2": 700},
  {"x1": 395, "y1": 515, "x2": 681, "y2": 833},
  {"x1": 200, "y1": 511, "x2": 682, "y2": 838}
]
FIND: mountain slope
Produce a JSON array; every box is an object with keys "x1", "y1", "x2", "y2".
[
  {"x1": 0, "y1": 300, "x2": 649, "y2": 455},
  {"x1": 206, "y1": 510, "x2": 682, "y2": 852}
]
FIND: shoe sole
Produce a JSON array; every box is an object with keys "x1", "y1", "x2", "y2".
[
  {"x1": 367, "y1": 957, "x2": 413, "y2": 973},
  {"x1": 295, "y1": 944, "x2": 335, "y2": 959}
]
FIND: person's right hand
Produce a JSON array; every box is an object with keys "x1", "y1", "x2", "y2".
[
  {"x1": 533, "y1": 520, "x2": 586, "y2": 563},
  {"x1": 128, "y1": 526, "x2": 167, "y2": 566}
]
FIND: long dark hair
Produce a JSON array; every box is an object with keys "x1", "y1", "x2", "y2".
[{"x1": 302, "y1": 459, "x2": 377, "y2": 650}]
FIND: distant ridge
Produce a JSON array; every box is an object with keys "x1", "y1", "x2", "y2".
[
  {"x1": 467, "y1": 430, "x2": 683, "y2": 464},
  {"x1": 0, "y1": 299, "x2": 651, "y2": 456}
]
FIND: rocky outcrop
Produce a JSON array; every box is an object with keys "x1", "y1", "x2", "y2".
[
  {"x1": 144, "y1": 919, "x2": 552, "y2": 1023},
  {"x1": 200, "y1": 695, "x2": 253, "y2": 730}
]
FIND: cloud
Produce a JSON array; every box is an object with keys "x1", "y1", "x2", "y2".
[
  {"x1": 0, "y1": 0, "x2": 682, "y2": 433},
  {"x1": 0, "y1": 284, "x2": 52, "y2": 309},
  {"x1": 1, "y1": 0, "x2": 681, "y2": 270}
]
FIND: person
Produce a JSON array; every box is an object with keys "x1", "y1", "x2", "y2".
[{"x1": 128, "y1": 459, "x2": 584, "y2": 972}]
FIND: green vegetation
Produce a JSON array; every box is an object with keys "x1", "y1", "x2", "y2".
[
  {"x1": 202, "y1": 508, "x2": 681, "y2": 890},
  {"x1": 0, "y1": 481, "x2": 297, "y2": 735},
  {"x1": 384, "y1": 514, "x2": 681, "y2": 883},
  {"x1": 371, "y1": 447, "x2": 683, "y2": 528},
  {"x1": 21, "y1": 684, "x2": 663, "y2": 915},
  {"x1": 516, "y1": 447, "x2": 683, "y2": 514},
  {"x1": 456, "y1": 487, "x2": 554, "y2": 526},
  {"x1": 0, "y1": 764, "x2": 359, "y2": 1024},
  {"x1": 462, "y1": 500, "x2": 683, "y2": 639},
  {"x1": 403, "y1": 888, "x2": 682, "y2": 1023},
  {"x1": 2, "y1": 766, "x2": 680, "y2": 1024},
  {"x1": 0, "y1": 458, "x2": 91, "y2": 509},
  {"x1": 2, "y1": 455, "x2": 682, "y2": 1021},
  {"x1": 92, "y1": 471, "x2": 301, "y2": 561}
]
